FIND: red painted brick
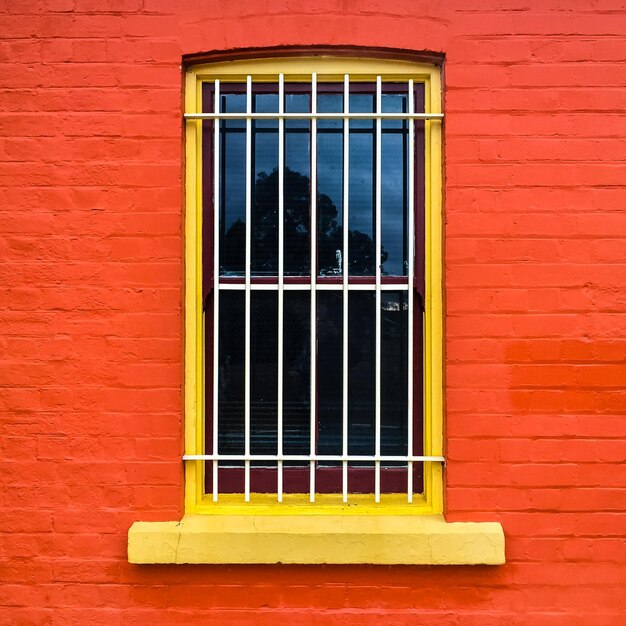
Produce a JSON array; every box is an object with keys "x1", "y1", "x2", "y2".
[{"x1": 1, "y1": 1, "x2": 625, "y2": 624}]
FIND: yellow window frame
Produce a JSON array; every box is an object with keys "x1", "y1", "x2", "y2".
[{"x1": 128, "y1": 54, "x2": 505, "y2": 565}]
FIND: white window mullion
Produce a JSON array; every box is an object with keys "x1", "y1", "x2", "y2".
[
  {"x1": 212, "y1": 79, "x2": 221, "y2": 502},
  {"x1": 342, "y1": 74, "x2": 350, "y2": 503},
  {"x1": 309, "y1": 73, "x2": 318, "y2": 503},
  {"x1": 407, "y1": 79, "x2": 415, "y2": 503},
  {"x1": 375, "y1": 76, "x2": 382, "y2": 503},
  {"x1": 277, "y1": 74, "x2": 285, "y2": 503},
  {"x1": 244, "y1": 75, "x2": 252, "y2": 502}
]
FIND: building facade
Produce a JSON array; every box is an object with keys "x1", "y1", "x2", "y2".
[{"x1": 1, "y1": 1, "x2": 625, "y2": 624}]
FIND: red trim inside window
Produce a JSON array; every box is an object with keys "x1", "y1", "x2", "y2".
[{"x1": 201, "y1": 79, "x2": 426, "y2": 496}]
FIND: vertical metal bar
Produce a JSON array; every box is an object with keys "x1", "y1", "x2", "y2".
[
  {"x1": 342, "y1": 74, "x2": 350, "y2": 503},
  {"x1": 212, "y1": 79, "x2": 220, "y2": 502},
  {"x1": 277, "y1": 74, "x2": 284, "y2": 503},
  {"x1": 244, "y1": 75, "x2": 252, "y2": 502},
  {"x1": 375, "y1": 76, "x2": 382, "y2": 503},
  {"x1": 407, "y1": 79, "x2": 415, "y2": 503},
  {"x1": 309, "y1": 73, "x2": 317, "y2": 503}
]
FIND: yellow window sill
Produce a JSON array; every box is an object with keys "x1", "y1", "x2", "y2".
[{"x1": 128, "y1": 513, "x2": 505, "y2": 565}]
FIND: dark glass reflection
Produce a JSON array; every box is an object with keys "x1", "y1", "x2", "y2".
[
  {"x1": 250, "y1": 291, "x2": 278, "y2": 454},
  {"x1": 218, "y1": 88, "x2": 411, "y2": 279},
  {"x1": 219, "y1": 94, "x2": 246, "y2": 275},
  {"x1": 382, "y1": 93, "x2": 409, "y2": 276},
  {"x1": 350, "y1": 94, "x2": 374, "y2": 128},
  {"x1": 382, "y1": 93, "x2": 408, "y2": 130},
  {"x1": 348, "y1": 94, "x2": 375, "y2": 276},
  {"x1": 317, "y1": 126, "x2": 343, "y2": 276},
  {"x1": 216, "y1": 290, "x2": 410, "y2": 463},
  {"x1": 381, "y1": 133, "x2": 408, "y2": 276},
  {"x1": 317, "y1": 93, "x2": 342, "y2": 129},
  {"x1": 348, "y1": 291, "x2": 375, "y2": 455},
  {"x1": 285, "y1": 93, "x2": 311, "y2": 275},
  {"x1": 286, "y1": 93, "x2": 310, "y2": 128},
  {"x1": 252, "y1": 94, "x2": 279, "y2": 275},
  {"x1": 217, "y1": 291, "x2": 245, "y2": 454},
  {"x1": 283, "y1": 291, "x2": 310, "y2": 454},
  {"x1": 317, "y1": 291, "x2": 343, "y2": 455},
  {"x1": 381, "y1": 291, "x2": 408, "y2": 455},
  {"x1": 349, "y1": 132, "x2": 375, "y2": 276}
]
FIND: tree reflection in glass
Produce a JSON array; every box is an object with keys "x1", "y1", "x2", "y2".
[{"x1": 221, "y1": 167, "x2": 388, "y2": 278}]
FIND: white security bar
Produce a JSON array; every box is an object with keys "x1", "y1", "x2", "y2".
[
  {"x1": 309, "y1": 73, "x2": 318, "y2": 503},
  {"x1": 186, "y1": 112, "x2": 443, "y2": 120},
  {"x1": 185, "y1": 454, "x2": 445, "y2": 462},
  {"x1": 277, "y1": 74, "x2": 285, "y2": 503},
  {"x1": 407, "y1": 80, "x2": 415, "y2": 503},
  {"x1": 212, "y1": 80, "x2": 220, "y2": 502},
  {"x1": 217, "y1": 283, "x2": 410, "y2": 291},
  {"x1": 244, "y1": 75, "x2": 252, "y2": 502},
  {"x1": 374, "y1": 76, "x2": 382, "y2": 503},
  {"x1": 342, "y1": 74, "x2": 350, "y2": 503}
]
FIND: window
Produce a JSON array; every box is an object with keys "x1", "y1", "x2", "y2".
[
  {"x1": 186, "y1": 56, "x2": 444, "y2": 509},
  {"x1": 128, "y1": 54, "x2": 505, "y2": 564}
]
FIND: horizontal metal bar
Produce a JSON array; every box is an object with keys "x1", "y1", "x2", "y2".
[
  {"x1": 185, "y1": 112, "x2": 443, "y2": 120},
  {"x1": 184, "y1": 454, "x2": 445, "y2": 463},
  {"x1": 217, "y1": 282, "x2": 409, "y2": 291}
]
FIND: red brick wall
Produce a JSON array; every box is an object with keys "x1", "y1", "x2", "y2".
[{"x1": 1, "y1": 1, "x2": 625, "y2": 624}]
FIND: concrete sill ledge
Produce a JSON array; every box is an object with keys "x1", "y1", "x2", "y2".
[{"x1": 128, "y1": 514, "x2": 505, "y2": 565}]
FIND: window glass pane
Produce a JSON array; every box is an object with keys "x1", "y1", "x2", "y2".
[
  {"x1": 382, "y1": 92, "x2": 409, "y2": 277},
  {"x1": 382, "y1": 92, "x2": 407, "y2": 129},
  {"x1": 285, "y1": 94, "x2": 311, "y2": 276},
  {"x1": 219, "y1": 94, "x2": 246, "y2": 276},
  {"x1": 348, "y1": 291, "x2": 375, "y2": 455},
  {"x1": 317, "y1": 127, "x2": 343, "y2": 276},
  {"x1": 348, "y1": 133, "x2": 375, "y2": 276},
  {"x1": 381, "y1": 129, "x2": 409, "y2": 277},
  {"x1": 252, "y1": 94, "x2": 279, "y2": 276},
  {"x1": 381, "y1": 291, "x2": 408, "y2": 456},
  {"x1": 349, "y1": 94, "x2": 375, "y2": 276},
  {"x1": 317, "y1": 291, "x2": 343, "y2": 455},
  {"x1": 317, "y1": 93, "x2": 342, "y2": 129},
  {"x1": 283, "y1": 291, "x2": 310, "y2": 454},
  {"x1": 286, "y1": 93, "x2": 309, "y2": 128},
  {"x1": 222, "y1": 93, "x2": 246, "y2": 127},
  {"x1": 349, "y1": 93, "x2": 374, "y2": 129},
  {"x1": 218, "y1": 290, "x2": 245, "y2": 454},
  {"x1": 250, "y1": 291, "x2": 278, "y2": 454},
  {"x1": 254, "y1": 93, "x2": 278, "y2": 125}
]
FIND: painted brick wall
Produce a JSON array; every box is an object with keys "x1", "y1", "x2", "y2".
[{"x1": 1, "y1": 1, "x2": 625, "y2": 624}]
